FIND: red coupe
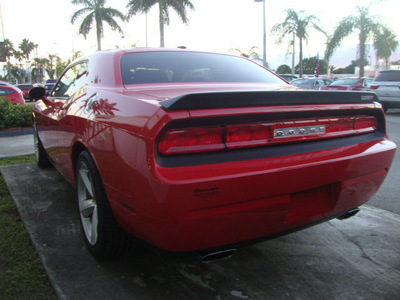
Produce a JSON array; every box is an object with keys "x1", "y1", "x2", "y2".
[
  {"x1": 30, "y1": 48, "x2": 396, "y2": 258},
  {"x1": 0, "y1": 82, "x2": 25, "y2": 105}
]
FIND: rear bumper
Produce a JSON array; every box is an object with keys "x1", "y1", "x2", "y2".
[{"x1": 110, "y1": 137, "x2": 396, "y2": 252}]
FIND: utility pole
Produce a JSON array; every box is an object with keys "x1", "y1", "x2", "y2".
[{"x1": 254, "y1": 0, "x2": 267, "y2": 68}]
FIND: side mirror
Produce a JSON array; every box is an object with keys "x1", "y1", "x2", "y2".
[{"x1": 29, "y1": 86, "x2": 46, "y2": 100}]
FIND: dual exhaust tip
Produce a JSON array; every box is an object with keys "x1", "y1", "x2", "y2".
[
  {"x1": 336, "y1": 207, "x2": 360, "y2": 220},
  {"x1": 201, "y1": 249, "x2": 237, "y2": 263}
]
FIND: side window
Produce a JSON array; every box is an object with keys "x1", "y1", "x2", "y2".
[
  {"x1": 0, "y1": 88, "x2": 14, "y2": 95},
  {"x1": 51, "y1": 62, "x2": 88, "y2": 98}
]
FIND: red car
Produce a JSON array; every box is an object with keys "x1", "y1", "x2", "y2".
[
  {"x1": 16, "y1": 83, "x2": 34, "y2": 101},
  {"x1": 29, "y1": 48, "x2": 396, "y2": 258},
  {"x1": 0, "y1": 82, "x2": 25, "y2": 105},
  {"x1": 319, "y1": 77, "x2": 373, "y2": 91}
]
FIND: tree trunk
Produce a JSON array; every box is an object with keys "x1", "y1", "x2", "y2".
[
  {"x1": 359, "y1": 32, "x2": 366, "y2": 77},
  {"x1": 299, "y1": 37, "x2": 303, "y2": 78},
  {"x1": 159, "y1": 2, "x2": 165, "y2": 47},
  {"x1": 96, "y1": 21, "x2": 102, "y2": 51}
]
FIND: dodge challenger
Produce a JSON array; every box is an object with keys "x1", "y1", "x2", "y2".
[{"x1": 29, "y1": 48, "x2": 396, "y2": 259}]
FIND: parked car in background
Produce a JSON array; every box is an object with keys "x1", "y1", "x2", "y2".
[
  {"x1": 371, "y1": 69, "x2": 400, "y2": 112},
  {"x1": 320, "y1": 77, "x2": 373, "y2": 91},
  {"x1": 30, "y1": 48, "x2": 396, "y2": 258},
  {"x1": 44, "y1": 83, "x2": 54, "y2": 96},
  {"x1": 0, "y1": 82, "x2": 25, "y2": 105},
  {"x1": 291, "y1": 78, "x2": 330, "y2": 90},
  {"x1": 16, "y1": 83, "x2": 34, "y2": 101},
  {"x1": 278, "y1": 74, "x2": 297, "y2": 82},
  {"x1": 45, "y1": 79, "x2": 57, "y2": 84}
]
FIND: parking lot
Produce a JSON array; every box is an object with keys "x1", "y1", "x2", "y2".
[{"x1": 1, "y1": 111, "x2": 400, "y2": 299}]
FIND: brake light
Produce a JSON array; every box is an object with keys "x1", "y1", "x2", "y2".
[
  {"x1": 158, "y1": 116, "x2": 378, "y2": 155},
  {"x1": 370, "y1": 85, "x2": 378, "y2": 90},
  {"x1": 158, "y1": 127, "x2": 224, "y2": 154}
]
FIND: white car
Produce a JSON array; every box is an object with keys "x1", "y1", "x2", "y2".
[{"x1": 371, "y1": 69, "x2": 400, "y2": 112}]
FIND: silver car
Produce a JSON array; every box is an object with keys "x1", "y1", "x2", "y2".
[{"x1": 371, "y1": 69, "x2": 400, "y2": 112}]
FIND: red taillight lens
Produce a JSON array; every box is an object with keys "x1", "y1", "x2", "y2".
[
  {"x1": 226, "y1": 124, "x2": 273, "y2": 149},
  {"x1": 354, "y1": 116, "x2": 377, "y2": 134},
  {"x1": 158, "y1": 116, "x2": 378, "y2": 155},
  {"x1": 158, "y1": 127, "x2": 224, "y2": 154},
  {"x1": 370, "y1": 85, "x2": 378, "y2": 90}
]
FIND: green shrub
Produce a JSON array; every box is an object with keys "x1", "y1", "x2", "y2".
[{"x1": 0, "y1": 98, "x2": 33, "y2": 129}]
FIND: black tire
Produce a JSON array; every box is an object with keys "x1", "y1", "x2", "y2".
[
  {"x1": 33, "y1": 124, "x2": 52, "y2": 168},
  {"x1": 76, "y1": 151, "x2": 130, "y2": 258},
  {"x1": 381, "y1": 103, "x2": 389, "y2": 113}
]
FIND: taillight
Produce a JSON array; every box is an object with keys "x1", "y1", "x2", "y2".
[
  {"x1": 158, "y1": 127, "x2": 224, "y2": 154},
  {"x1": 370, "y1": 85, "x2": 378, "y2": 90},
  {"x1": 158, "y1": 116, "x2": 378, "y2": 155}
]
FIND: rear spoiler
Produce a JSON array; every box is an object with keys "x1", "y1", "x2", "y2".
[{"x1": 160, "y1": 90, "x2": 378, "y2": 111}]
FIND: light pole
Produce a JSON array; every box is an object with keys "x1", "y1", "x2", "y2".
[{"x1": 254, "y1": 0, "x2": 267, "y2": 68}]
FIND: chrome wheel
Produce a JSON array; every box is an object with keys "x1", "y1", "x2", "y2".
[{"x1": 77, "y1": 161, "x2": 98, "y2": 246}]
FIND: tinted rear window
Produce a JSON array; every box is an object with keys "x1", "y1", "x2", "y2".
[
  {"x1": 17, "y1": 85, "x2": 33, "y2": 89},
  {"x1": 330, "y1": 78, "x2": 358, "y2": 86},
  {"x1": 120, "y1": 52, "x2": 284, "y2": 85},
  {"x1": 375, "y1": 71, "x2": 400, "y2": 81}
]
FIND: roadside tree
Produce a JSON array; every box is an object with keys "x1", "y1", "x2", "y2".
[
  {"x1": 374, "y1": 27, "x2": 398, "y2": 69},
  {"x1": 325, "y1": 6, "x2": 396, "y2": 77},
  {"x1": 126, "y1": 0, "x2": 194, "y2": 47},
  {"x1": 272, "y1": 9, "x2": 325, "y2": 78},
  {"x1": 276, "y1": 64, "x2": 291, "y2": 74},
  {"x1": 71, "y1": 0, "x2": 125, "y2": 51}
]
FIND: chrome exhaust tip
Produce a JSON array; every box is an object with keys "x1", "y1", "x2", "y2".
[
  {"x1": 336, "y1": 207, "x2": 360, "y2": 220},
  {"x1": 201, "y1": 249, "x2": 237, "y2": 263}
]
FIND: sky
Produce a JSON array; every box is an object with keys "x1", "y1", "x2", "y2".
[{"x1": 1, "y1": 0, "x2": 400, "y2": 70}]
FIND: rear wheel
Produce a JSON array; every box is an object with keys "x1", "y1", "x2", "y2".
[
  {"x1": 76, "y1": 151, "x2": 130, "y2": 258},
  {"x1": 33, "y1": 124, "x2": 52, "y2": 168}
]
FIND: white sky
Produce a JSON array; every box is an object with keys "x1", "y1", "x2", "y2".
[{"x1": 1, "y1": 0, "x2": 400, "y2": 70}]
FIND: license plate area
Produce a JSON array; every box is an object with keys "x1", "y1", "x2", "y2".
[{"x1": 284, "y1": 185, "x2": 337, "y2": 224}]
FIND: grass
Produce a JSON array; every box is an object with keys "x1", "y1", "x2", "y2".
[{"x1": 0, "y1": 155, "x2": 57, "y2": 299}]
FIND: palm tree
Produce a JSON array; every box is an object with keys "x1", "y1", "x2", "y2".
[
  {"x1": 19, "y1": 39, "x2": 37, "y2": 61},
  {"x1": 229, "y1": 46, "x2": 260, "y2": 60},
  {"x1": 71, "y1": 0, "x2": 125, "y2": 51},
  {"x1": 126, "y1": 0, "x2": 194, "y2": 47},
  {"x1": 272, "y1": 9, "x2": 325, "y2": 78},
  {"x1": 31, "y1": 57, "x2": 50, "y2": 83},
  {"x1": 325, "y1": 6, "x2": 394, "y2": 77},
  {"x1": 3, "y1": 39, "x2": 15, "y2": 82},
  {"x1": 46, "y1": 54, "x2": 60, "y2": 79},
  {"x1": 374, "y1": 27, "x2": 399, "y2": 69}
]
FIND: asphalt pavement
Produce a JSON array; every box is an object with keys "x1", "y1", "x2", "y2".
[
  {"x1": 1, "y1": 131, "x2": 400, "y2": 299},
  {"x1": 0, "y1": 133, "x2": 35, "y2": 158}
]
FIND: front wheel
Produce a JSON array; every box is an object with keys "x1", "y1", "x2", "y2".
[{"x1": 76, "y1": 151, "x2": 130, "y2": 258}]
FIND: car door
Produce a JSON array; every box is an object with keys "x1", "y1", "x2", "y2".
[{"x1": 47, "y1": 61, "x2": 88, "y2": 176}]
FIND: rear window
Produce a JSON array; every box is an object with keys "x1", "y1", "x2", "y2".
[
  {"x1": 120, "y1": 52, "x2": 284, "y2": 85},
  {"x1": 330, "y1": 78, "x2": 358, "y2": 86},
  {"x1": 375, "y1": 71, "x2": 400, "y2": 81},
  {"x1": 17, "y1": 85, "x2": 33, "y2": 89}
]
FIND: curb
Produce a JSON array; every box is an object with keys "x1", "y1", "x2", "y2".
[{"x1": 0, "y1": 127, "x2": 33, "y2": 137}]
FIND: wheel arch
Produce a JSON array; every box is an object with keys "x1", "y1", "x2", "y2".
[{"x1": 71, "y1": 141, "x2": 90, "y2": 186}]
